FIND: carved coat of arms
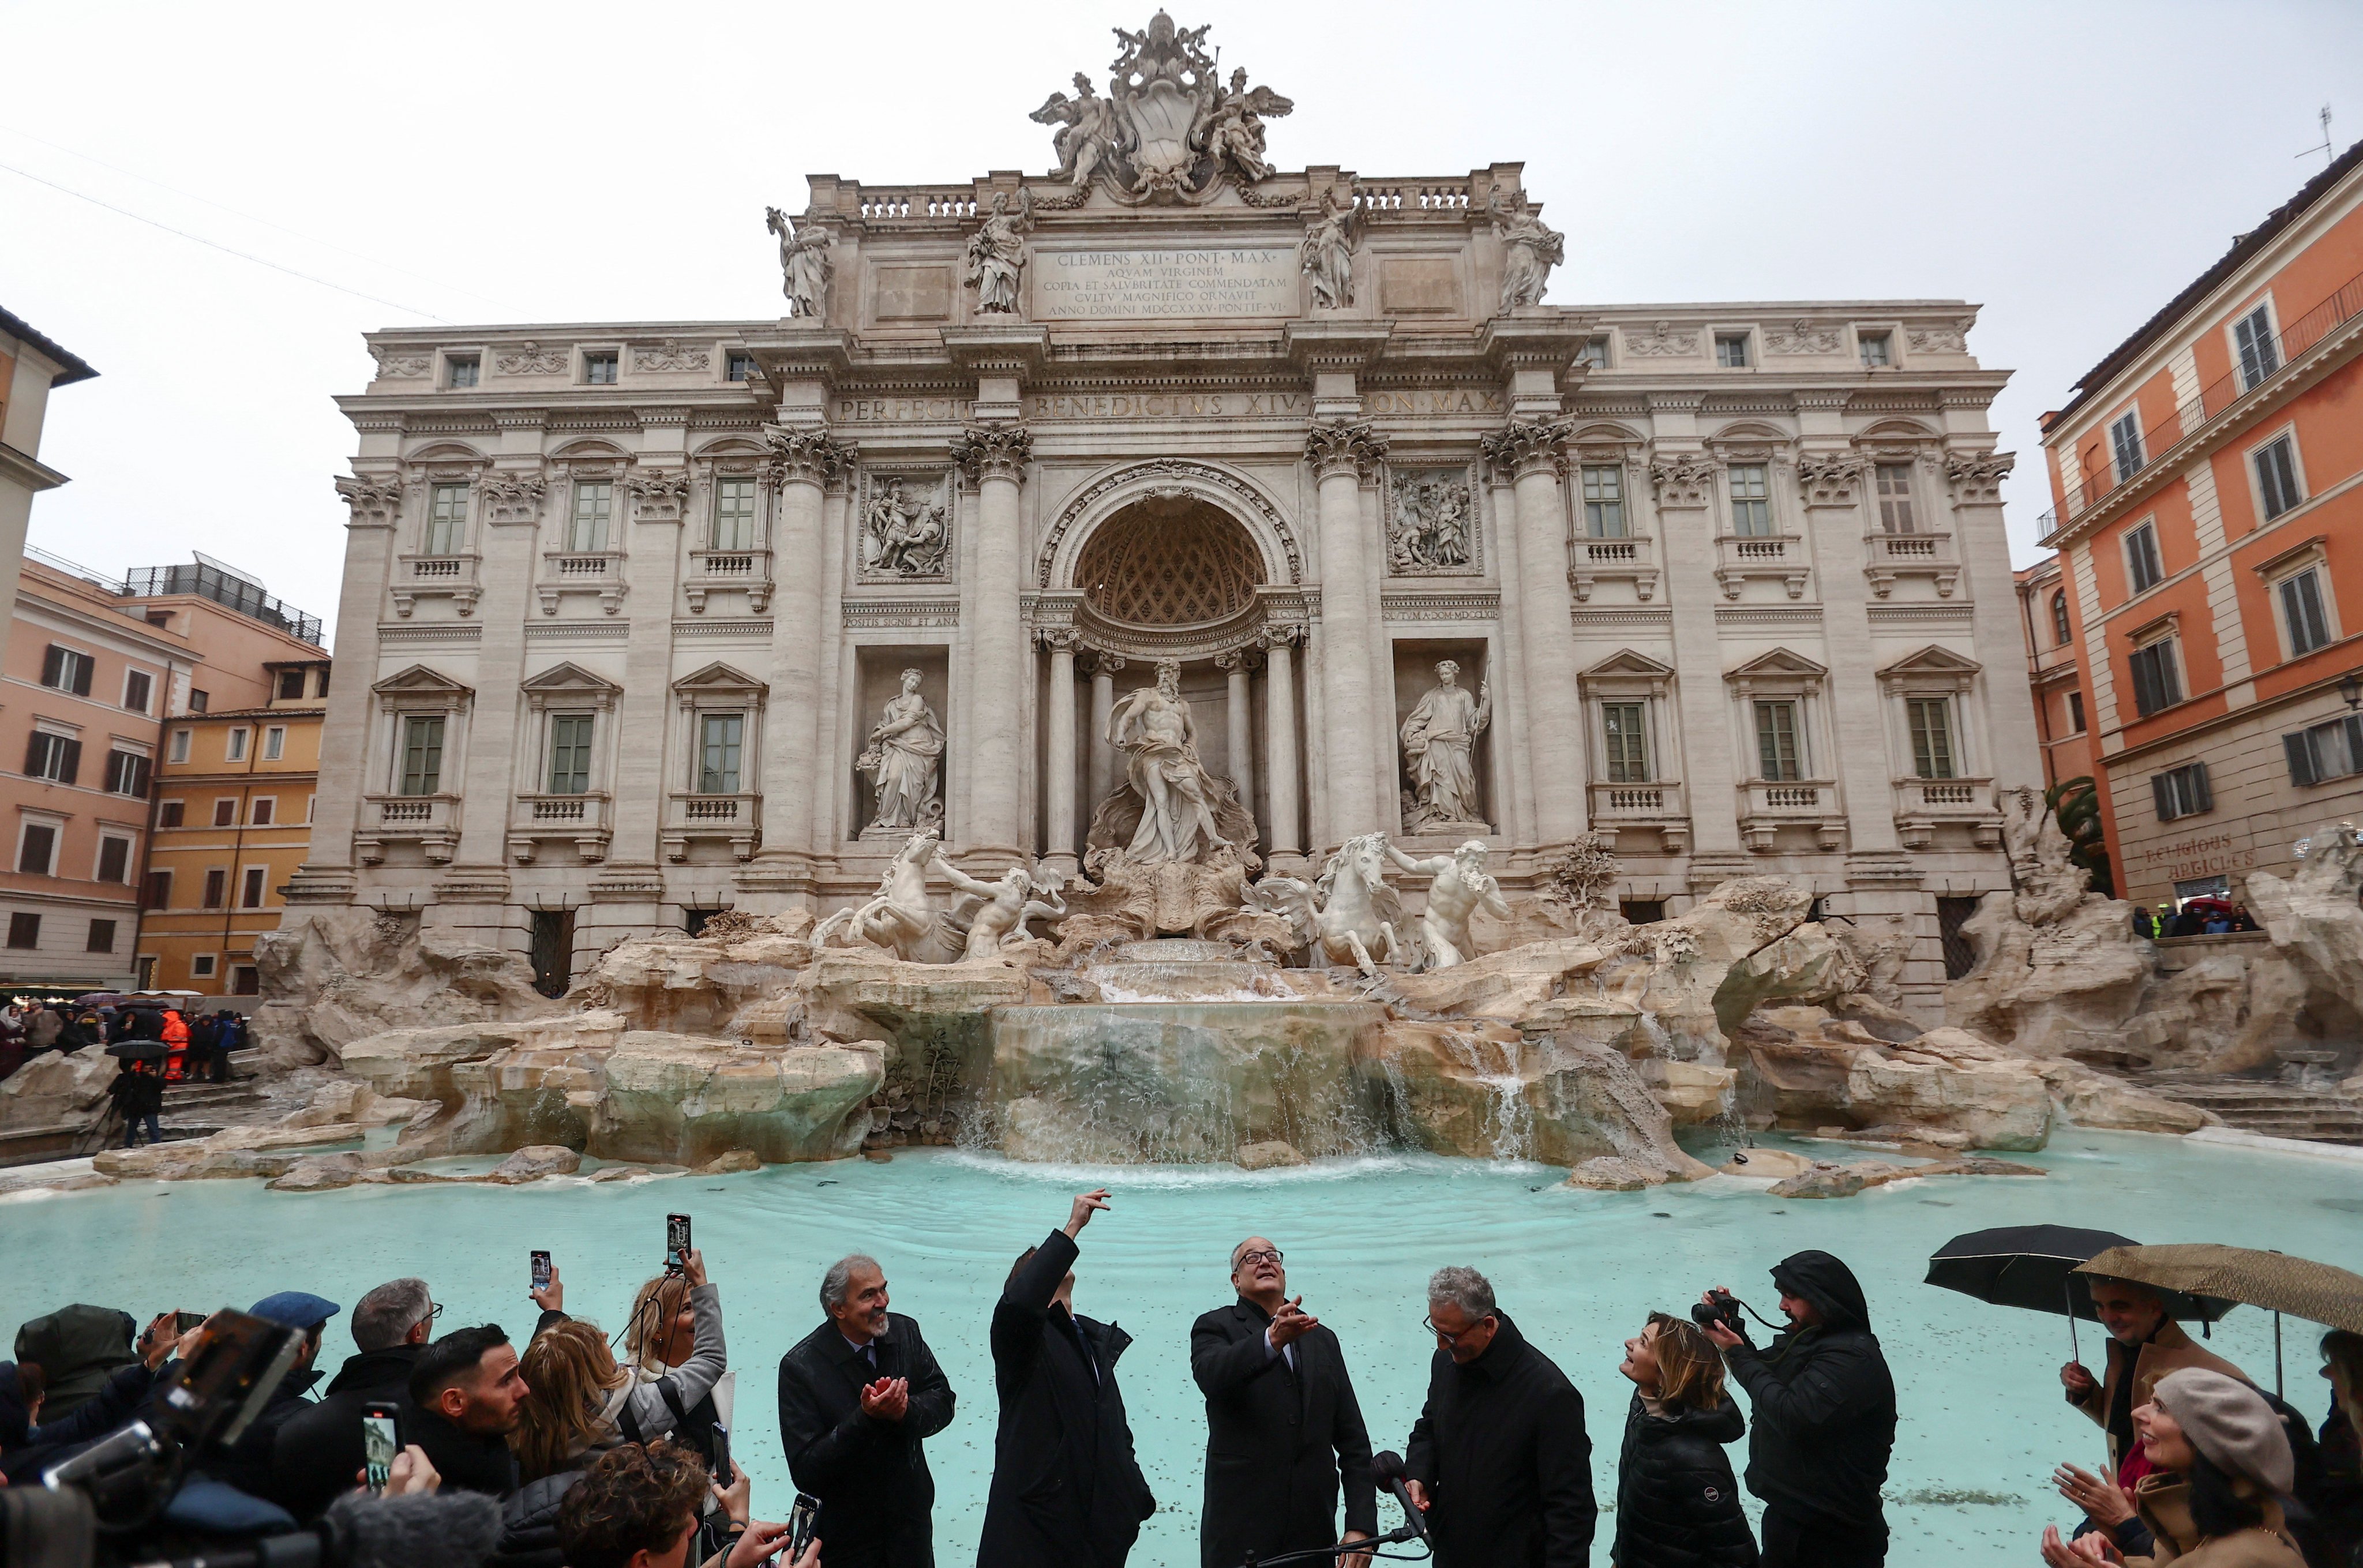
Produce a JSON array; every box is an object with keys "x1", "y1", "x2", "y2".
[{"x1": 1030, "y1": 12, "x2": 1292, "y2": 205}]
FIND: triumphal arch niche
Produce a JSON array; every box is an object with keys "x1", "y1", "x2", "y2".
[{"x1": 312, "y1": 8, "x2": 2036, "y2": 1012}]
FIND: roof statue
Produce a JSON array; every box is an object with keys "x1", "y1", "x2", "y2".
[{"x1": 1030, "y1": 10, "x2": 1293, "y2": 205}]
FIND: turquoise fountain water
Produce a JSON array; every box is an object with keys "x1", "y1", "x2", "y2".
[{"x1": 6, "y1": 1132, "x2": 2359, "y2": 1566}]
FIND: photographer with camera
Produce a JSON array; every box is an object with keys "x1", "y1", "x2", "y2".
[
  {"x1": 1695, "y1": 1252, "x2": 1895, "y2": 1568},
  {"x1": 554, "y1": 1438, "x2": 820, "y2": 1568}
]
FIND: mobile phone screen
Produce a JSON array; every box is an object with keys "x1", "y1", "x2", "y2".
[
  {"x1": 712, "y1": 1423, "x2": 732, "y2": 1486},
  {"x1": 531, "y1": 1251, "x2": 552, "y2": 1290},
  {"x1": 174, "y1": 1311, "x2": 206, "y2": 1334},
  {"x1": 362, "y1": 1404, "x2": 400, "y2": 1494},
  {"x1": 666, "y1": 1214, "x2": 691, "y2": 1273},
  {"x1": 789, "y1": 1493, "x2": 819, "y2": 1556}
]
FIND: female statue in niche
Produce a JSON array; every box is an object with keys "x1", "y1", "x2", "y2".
[
  {"x1": 1106, "y1": 659, "x2": 1233, "y2": 865},
  {"x1": 1400, "y1": 659, "x2": 1492, "y2": 830},
  {"x1": 857, "y1": 668, "x2": 944, "y2": 835}
]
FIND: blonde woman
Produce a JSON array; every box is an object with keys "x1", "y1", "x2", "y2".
[
  {"x1": 516, "y1": 1250, "x2": 727, "y2": 1482},
  {"x1": 1614, "y1": 1312, "x2": 1757, "y2": 1567}
]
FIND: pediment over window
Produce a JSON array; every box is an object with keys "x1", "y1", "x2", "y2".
[
  {"x1": 1725, "y1": 647, "x2": 1828, "y2": 682},
  {"x1": 1877, "y1": 644, "x2": 1981, "y2": 679},
  {"x1": 672, "y1": 662, "x2": 767, "y2": 706},
  {"x1": 522, "y1": 661, "x2": 624, "y2": 711},
  {"x1": 373, "y1": 663, "x2": 473, "y2": 712},
  {"x1": 1582, "y1": 648, "x2": 1675, "y2": 698}
]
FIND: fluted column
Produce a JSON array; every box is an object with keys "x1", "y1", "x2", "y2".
[
  {"x1": 1260, "y1": 624, "x2": 1302, "y2": 864},
  {"x1": 952, "y1": 425, "x2": 1033, "y2": 866},
  {"x1": 1041, "y1": 629, "x2": 1080, "y2": 876},
  {"x1": 1481, "y1": 419, "x2": 1586, "y2": 847},
  {"x1": 1087, "y1": 652, "x2": 1123, "y2": 812},
  {"x1": 756, "y1": 427, "x2": 852, "y2": 870},
  {"x1": 1217, "y1": 648, "x2": 1255, "y2": 831},
  {"x1": 1304, "y1": 422, "x2": 1389, "y2": 842}
]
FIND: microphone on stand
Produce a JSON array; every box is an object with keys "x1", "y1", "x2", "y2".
[{"x1": 1369, "y1": 1450, "x2": 1427, "y2": 1543}]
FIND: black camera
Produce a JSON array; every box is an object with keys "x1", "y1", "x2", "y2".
[{"x1": 1690, "y1": 1289, "x2": 1745, "y2": 1333}]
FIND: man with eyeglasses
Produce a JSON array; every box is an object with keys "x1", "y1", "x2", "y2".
[
  {"x1": 1191, "y1": 1236, "x2": 1379, "y2": 1568},
  {"x1": 268, "y1": 1276, "x2": 446, "y2": 1517},
  {"x1": 1402, "y1": 1266, "x2": 1595, "y2": 1567}
]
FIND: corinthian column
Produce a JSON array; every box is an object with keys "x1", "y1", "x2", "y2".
[
  {"x1": 1041, "y1": 629, "x2": 1080, "y2": 876},
  {"x1": 952, "y1": 425, "x2": 1033, "y2": 866},
  {"x1": 1087, "y1": 651, "x2": 1123, "y2": 811},
  {"x1": 1217, "y1": 648, "x2": 1255, "y2": 834},
  {"x1": 1304, "y1": 422, "x2": 1388, "y2": 842},
  {"x1": 1259, "y1": 624, "x2": 1302, "y2": 866},
  {"x1": 1481, "y1": 419, "x2": 1585, "y2": 847},
  {"x1": 756, "y1": 426, "x2": 853, "y2": 871}
]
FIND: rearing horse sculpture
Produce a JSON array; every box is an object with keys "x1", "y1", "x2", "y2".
[{"x1": 1311, "y1": 832, "x2": 1402, "y2": 975}]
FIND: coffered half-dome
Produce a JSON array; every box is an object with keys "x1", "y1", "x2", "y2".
[{"x1": 1074, "y1": 497, "x2": 1265, "y2": 628}]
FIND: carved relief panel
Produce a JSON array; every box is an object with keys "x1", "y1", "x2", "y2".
[
  {"x1": 856, "y1": 470, "x2": 957, "y2": 583},
  {"x1": 1383, "y1": 463, "x2": 1482, "y2": 577}
]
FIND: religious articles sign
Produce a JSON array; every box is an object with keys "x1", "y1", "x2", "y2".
[{"x1": 1033, "y1": 247, "x2": 1298, "y2": 320}]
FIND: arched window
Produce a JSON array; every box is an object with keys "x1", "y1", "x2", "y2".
[{"x1": 2050, "y1": 590, "x2": 2072, "y2": 647}]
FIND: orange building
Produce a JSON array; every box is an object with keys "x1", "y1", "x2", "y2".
[
  {"x1": 2038, "y1": 138, "x2": 2363, "y2": 909},
  {"x1": 2016, "y1": 556, "x2": 2095, "y2": 794}
]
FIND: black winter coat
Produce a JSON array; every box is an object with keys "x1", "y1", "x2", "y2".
[
  {"x1": 1404, "y1": 1311, "x2": 1596, "y2": 1568},
  {"x1": 1610, "y1": 1393, "x2": 1757, "y2": 1568},
  {"x1": 1721, "y1": 1251, "x2": 1894, "y2": 1531},
  {"x1": 199, "y1": 1364, "x2": 320, "y2": 1498},
  {"x1": 977, "y1": 1230, "x2": 1155, "y2": 1568},
  {"x1": 1191, "y1": 1296, "x2": 1378, "y2": 1568},
  {"x1": 269, "y1": 1344, "x2": 426, "y2": 1519},
  {"x1": 776, "y1": 1311, "x2": 957, "y2": 1568},
  {"x1": 108, "y1": 1064, "x2": 164, "y2": 1119}
]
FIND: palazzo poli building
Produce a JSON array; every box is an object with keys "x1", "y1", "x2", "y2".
[{"x1": 290, "y1": 13, "x2": 2038, "y2": 1016}]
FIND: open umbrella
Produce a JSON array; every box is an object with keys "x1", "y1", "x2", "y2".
[
  {"x1": 104, "y1": 1040, "x2": 167, "y2": 1062},
  {"x1": 2079, "y1": 1243, "x2": 2363, "y2": 1394},
  {"x1": 1925, "y1": 1225, "x2": 2230, "y2": 1360}
]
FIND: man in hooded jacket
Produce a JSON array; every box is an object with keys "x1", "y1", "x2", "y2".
[
  {"x1": 1699, "y1": 1252, "x2": 1894, "y2": 1568},
  {"x1": 977, "y1": 1188, "x2": 1155, "y2": 1568}
]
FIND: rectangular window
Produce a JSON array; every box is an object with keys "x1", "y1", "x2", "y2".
[
  {"x1": 2052, "y1": 592, "x2": 2073, "y2": 645},
  {"x1": 169, "y1": 729, "x2": 192, "y2": 763},
  {"x1": 2110, "y1": 411, "x2": 2145, "y2": 482},
  {"x1": 226, "y1": 727, "x2": 249, "y2": 762},
  {"x1": 399, "y1": 716, "x2": 446, "y2": 796},
  {"x1": 1574, "y1": 336, "x2": 1610, "y2": 370},
  {"x1": 142, "y1": 870, "x2": 171, "y2": 910},
  {"x1": 446, "y1": 356, "x2": 479, "y2": 389},
  {"x1": 40, "y1": 645, "x2": 93, "y2": 696},
  {"x1": 212, "y1": 798, "x2": 236, "y2": 827},
  {"x1": 2128, "y1": 637, "x2": 2183, "y2": 717},
  {"x1": 569, "y1": 482, "x2": 613, "y2": 551},
  {"x1": 277, "y1": 669, "x2": 307, "y2": 701},
  {"x1": 2068, "y1": 689, "x2": 2087, "y2": 733},
  {"x1": 17, "y1": 826, "x2": 55, "y2": 876},
  {"x1": 1728, "y1": 464, "x2": 1773, "y2": 537},
  {"x1": 2254, "y1": 434, "x2": 2302, "y2": 520},
  {"x1": 23, "y1": 732, "x2": 80, "y2": 785},
  {"x1": 1753, "y1": 700, "x2": 1802, "y2": 781},
  {"x1": 1715, "y1": 333, "x2": 1751, "y2": 367},
  {"x1": 1906, "y1": 697, "x2": 1957, "y2": 779},
  {"x1": 123, "y1": 670, "x2": 151, "y2": 714},
  {"x1": 2234, "y1": 304, "x2": 2280, "y2": 391},
  {"x1": 86, "y1": 918, "x2": 116, "y2": 954},
  {"x1": 314, "y1": 669, "x2": 329, "y2": 697},
  {"x1": 104, "y1": 751, "x2": 151, "y2": 797},
  {"x1": 698, "y1": 713, "x2": 745, "y2": 793},
  {"x1": 426, "y1": 482, "x2": 468, "y2": 554},
  {"x1": 202, "y1": 868, "x2": 228, "y2": 910},
  {"x1": 6, "y1": 913, "x2": 39, "y2": 950},
  {"x1": 190, "y1": 954, "x2": 217, "y2": 980},
  {"x1": 584, "y1": 351, "x2": 618, "y2": 385},
  {"x1": 2152, "y1": 762, "x2": 2214, "y2": 823},
  {"x1": 712, "y1": 478, "x2": 758, "y2": 550},
  {"x1": 1874, "y1": 463, "x2": 1917, "y2": 533},
  {"x1": 96, "y1": 836, "x2": 130, "y2": 883},
  {"x1": 547, "y1": 713, "x2": 595, "y2": 794},
  {"x1": 1580, "y1": 465, "x2": 1627, "y2": 538},
  {"x1": 2280, "y1": 568, "x2": 2332, "y2": 657},
  {"x1": 1938, "y1": 896, "x2": 1981, "y2": 979},
  {"x1": 189, "y1": 690, "x2": 208, "y2": 713},
  {"x1": 1859, "y1": 331, "x2": 1892, "y2": 367},
  {"x1": 2125, "y1": 520, "x2": 2163, "y2": 594},
  {"x1": 241, "y1": 866, "x2": 267, "y2": 908},
  {"x1": 726, "y1": 352, "x2": 757, "y2": 382},
  {"x1": 264, "y1": 726, "x2": 286, "y2": 762},
  {"x1": 250, "y1": 797, "x2": 275, "y2": 826},
  {"x1": 232, "y1": 965, "x2": 260, "y2": 997},
  {"x1": 159, "y1": 800, "x2": 185, "y2": 828},
  {"x1": 1600, "y1": 702, "x2": 1649, "y2": 782},
  {"x1": 2287, "y1": 715, "x2": 2363, "y2": 786}
]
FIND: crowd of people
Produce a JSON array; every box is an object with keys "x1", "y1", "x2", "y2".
[
  {"x1": 0, "y1": 995, "x2": 250, "y2": 1092},
  {"x1": 0, "y1": 1186, "x2": 2358, "y2": 1568}
]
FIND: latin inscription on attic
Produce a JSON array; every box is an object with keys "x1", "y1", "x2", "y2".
[{"x1": 1032, "y1": 247, "x2": 1298, "y2": 319}]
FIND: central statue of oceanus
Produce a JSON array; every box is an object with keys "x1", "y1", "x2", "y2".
[{"x1": 1096, "y1": 659, "x2": 1244, "y2": 867}]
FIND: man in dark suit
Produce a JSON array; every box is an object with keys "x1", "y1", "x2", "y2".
[
  {"x1": 978, "y1": 1188, "x2": 1156, "y2": 1568},
  {"x1": 777, "y1": 1252, "x2": 957, "y2": 1568},
  {"x1": 1192, "y1": 1235, "x2": 1378, "y2": 1568}
]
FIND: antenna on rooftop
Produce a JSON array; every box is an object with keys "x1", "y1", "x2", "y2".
[{"x1": 2298, "y1": 105, "x2": 2333, "y2": 167}]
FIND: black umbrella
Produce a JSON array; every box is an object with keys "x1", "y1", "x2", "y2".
[
  {"x1": 1926, "y1": 1224, "x2": 2235, "y2": 1359},
  {"x1": 105, "y1": 1040, "x2": 167, "y2": 1061}
]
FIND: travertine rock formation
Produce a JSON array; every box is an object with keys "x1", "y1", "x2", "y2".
[{"x1": 254, "y1": 907, "x2": 560, "y2": 1068}]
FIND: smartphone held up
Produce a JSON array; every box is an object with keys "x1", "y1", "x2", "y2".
[
  {"x1": 531, "y1": 1250, "x2": 552, "y2": 1291},
  {"x1": 665, "y1": 1213, "x2": 692, "y2": 1276},
  {"x1": 361, "y1": 1400, "x2": 400, "y2": 1495}
]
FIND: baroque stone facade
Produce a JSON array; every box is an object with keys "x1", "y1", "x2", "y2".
[{"x1": 289, "y1": 13, "x2": 2038, "y2": 1018}]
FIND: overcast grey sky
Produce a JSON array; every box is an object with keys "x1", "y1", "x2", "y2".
[{"x1": 5, "y1": 1, "x2": 2360, "y2": 637}]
